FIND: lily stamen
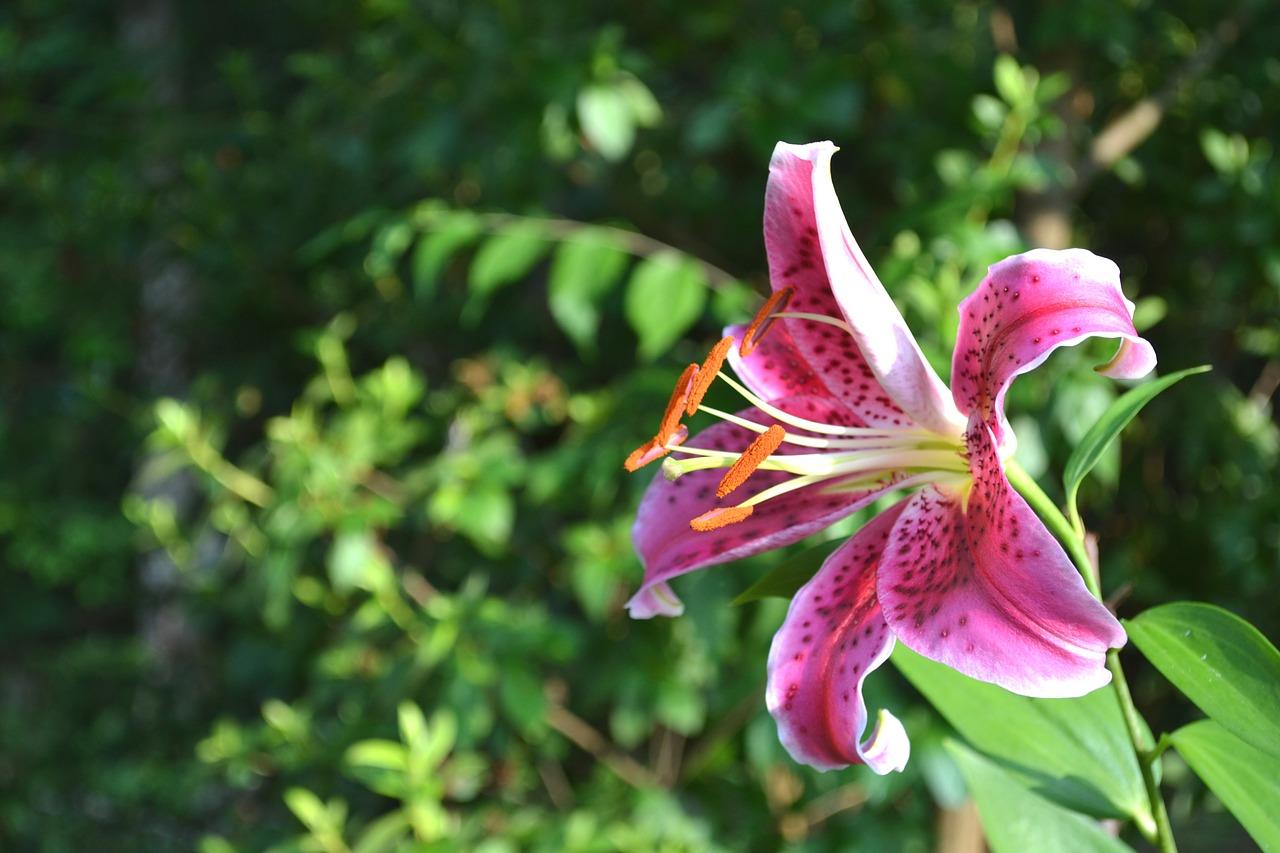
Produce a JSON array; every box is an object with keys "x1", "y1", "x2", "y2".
[
  {"x1": 741, "y1": 286, "x2": 795, "y2": 357},
  {"x1": 690, "y1": 505, "x2": 755, "y2": 531},
  {"x1": 624, "y1": 363, "x2": 698, "y2": 472},
  {"x1": 716, "y1": 424, "x2": 786, "y2": 498},
  {"x1": 686, "y1": 337, "x2": 734, "y2": 415}
]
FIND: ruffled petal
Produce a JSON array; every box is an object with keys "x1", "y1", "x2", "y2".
[
  {"x1": 875, "y1": 416, "x2": 1126, "y2": 698},
  {"x1": 773, "y1": 141, "x2": 967, "y2": 438},
  {"x1": 724, "y1": 323, "x2": 832, "y2": 402},
  {"x1": 951, "y1": 248, "x2": 1157, "y2": 445},
  {"x1": 765, "y1": 142, "x2": 929, "y2": 430},
  {"x1": 766, "y1": 501, "x2": 911, "y2": 773},
  {"x1": 627, "y1": 395, "x2": 905, "y2": 618}
]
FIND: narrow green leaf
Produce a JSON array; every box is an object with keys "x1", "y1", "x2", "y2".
[
  {"x1": 547, "y1": 227, "x2": 630, "y2": 354},
  {"x1": 467, "y1": 220, "x2": 550, "y2": 298},
  {"x1": 283, "y1": 787, "x2": 328, "y2": 832},
  {"x1": 895, "y1": 645, "x2": 1150, "y2": 826},
  {"x1": 624, "y1": 250, "x2": 707, "y2": 361},
  {"x1": 1063, "y1": 365, "x2": 1209, "y2": 510},
  {"x1": 397, "y1": 701, "x2": 428, "y2": 749},
  {"x1": 345, "y1": 739, "x2": 408, "y2": 772},
  {"x1": 946, "y1": 740, "x2": 1134, "y2": 853},
  {"x1": 1126, "y1": 602, "x2": 1280, "y2": 760},
  {"x1": 1172, "y1": 720, "x2": 1280, "y2": 852},
  {"x1": 730, "y1": 539, "x2": 841, "y2": 605}
]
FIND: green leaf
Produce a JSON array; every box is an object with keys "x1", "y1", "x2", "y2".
[
  {"x1": 946, "y1": 740, "x2": 1134, "y2": 853},
  {"x1": 364, "y1": 217, "x2": 415, "y2": 280},
  {"x1": 993, "y1": 54, "x2": 1028, "y2": 108},
  {"x1": 1126, "y1": 602, "x2": 1280, "y2": 760},
  {"x1": 351, "y1": 811, "x2": 411, "y2": 853},
  {"x1": 547, "y1": 227, "x2": 630, "y2": 354},
  {"x1": 411, "y1": 210, "x2": 484, "y2": 302},
  {"x1": 345, "y1": 739, "x2": 408, "y2": 772},
  {"x1": 283, "y1": 787, "x2": 329, "y2": 832},
  {"x1": 730, "y1": 539, "x2": 841, "y2": 605},
  {"x1": 467, "y1": 220, "x2": 550, "y2": 300},
  {"x1": 1063, "y1": 365, "x2": 1209, "y2": 512},
  {"x1": 624, "y1": 250, "x2": 707, "y2": 361},
  {"x1": 578, "y1": 83, "x2": 634, "y2": 161},
  {"x1": 1171, "y1": 720, "x2": 1280, "y2": 852},
  {"x1": 894, "y1": 645, "x2": 1151, "y2": 826}
]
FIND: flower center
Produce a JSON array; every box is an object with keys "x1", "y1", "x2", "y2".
[{"x1": 625, "y1": 296, "x2": 970, "y2": 531}]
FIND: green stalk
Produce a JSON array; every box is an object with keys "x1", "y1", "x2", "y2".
[{"x1": 1006, "y1": 460, "x2": 1177, "y2": 853}]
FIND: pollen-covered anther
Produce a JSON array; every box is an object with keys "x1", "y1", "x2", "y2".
[
  {"x1": 685, "y1": 337, "x2": 735, "y2": 415},
  {"x1": 623, "y1": 425, "x2": 688, "y2": 472},
  {"x1": 690, "y1": 504, "x2": 755, "y2": 531},
  {"x1": 740, "y1": 286, "x2": 795, "y2": 357},
  {"x1": 716, "y1": 423, "x2": 786, "y2": 498},
  {"x1": 654, "y1": 363, "x2": 698, "y2": 443}
]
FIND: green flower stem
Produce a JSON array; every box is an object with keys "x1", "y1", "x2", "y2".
[
  {"x1": 1004, "y1": 462, "x2": 1100, "y2": 600},
  {"x1": 1006, "y1": 460, "x2": 1177, "y2": 853}
]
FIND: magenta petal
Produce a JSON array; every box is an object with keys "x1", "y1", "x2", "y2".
[
  {"x1": 627, "y1": 396, "x2": 905, "y2": 619},
  {"x1": 725, "y1": 323, "x2": 832, "y2": 402},
  {"x1": 764, "y1": 142, "x2": 921, "y2": 430},
  {"x1": 767, "y1": 501, "x2": 911, "y2": 773},
  {"x1": 773, "y1": 141, "x2": 967, "y2": 438},
  {"x1": 951, "y1": 248, "x2": 1157, "y2": 444},
  {"x1": 876, "y1": 418, "x2": 1126, "y2": 698}
]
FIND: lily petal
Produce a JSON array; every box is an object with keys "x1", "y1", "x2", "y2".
[
  {"x1": 767, "y1": 501, "x2": 911, "y2": 773},
  {"x1": 765, "y1": 142, "x2": 935, "y2": 431},
  {"x1": 951, "y1": 248, "x2": 1157, "y2": 444},
  {"x1": 775, "y1": 141, "x2": 967, "y2": 438},
  {"x1": 876, "y1": 416, "x2": 1126, "y2": 697},
  {"x1": 628, "y1": 396, "x2": 905, "y2": 618},
  {"x1": 724, "y1": 323, "x2": 832, "y2": 402}
]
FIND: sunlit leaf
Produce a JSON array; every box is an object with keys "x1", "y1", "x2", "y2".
[
  {"x1": 946, "y1": 740, "x2": 1133, "y2": 853},
  {"x1": 1127, "y1": 602, "x2": 1280, "y2": 760},
  {"x1": 467, "y1": 220, "x2": 550, "y2": 299},
  {"x1": 624, "y1": 250, "x2": 707, "y2": 361},
  {"x1": 1172, "y1": 720, "x2": 1280, "y2": 852},
  {"x1": 895, "y1": 645, "x2": 1150, "y2": 826},
  {"x1": 411, "y1": 210, "x2": 484, "y2": 301},
  {"x1": 547, "y1": 227, "x2": 630, "y2": 354}
]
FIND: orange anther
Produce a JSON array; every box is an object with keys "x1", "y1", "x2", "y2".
[
  {"x1": 623, "y1": 425, "x2": 688, "y2": 472},
  {"x1": 716, "y1": 424, "x2": 786, "y2": 498},
  {"x1": 624, "y1": 438, "x2": 662, "y2": 472},
  {"x1": 690, "y1": 504, "x2": 755, "y2": 531},
  {"x1": 654, "y1": 363, "x2": 697, "y2": 444},
  {"x1": 685, "y1": 337, "x2": 734, "y2": 415},
  {"x1": 740, "y1": 286, "x2": 795, "y2": 357}
]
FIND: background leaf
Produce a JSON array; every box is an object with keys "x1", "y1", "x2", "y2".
[
  {"x1": 624, "y1": 250, "x2": 708, "y2": 360},
  {"x1": 547, "y1": 227, "x2": 631, "y2": 353},
  {"x1": 467, "y1": 221, "x2": 551, "y2": 301}
]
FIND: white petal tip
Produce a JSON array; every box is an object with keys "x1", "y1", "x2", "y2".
[{"x1": 624, "y1": 582, "x2": 684, "y2": 619}]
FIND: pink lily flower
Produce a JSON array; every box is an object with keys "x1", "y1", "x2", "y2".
[{"x1": 624, "y1": 141, "x2": 1157, "y2": 773}]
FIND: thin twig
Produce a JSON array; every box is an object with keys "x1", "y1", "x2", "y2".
[{"x1": 543, "y1": 702, "x2": 660, "y2": 789}]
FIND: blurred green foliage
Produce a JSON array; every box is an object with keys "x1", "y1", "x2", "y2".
[{"x1": 1, "y1": 0, "x2": 1277, "y2": 850}]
